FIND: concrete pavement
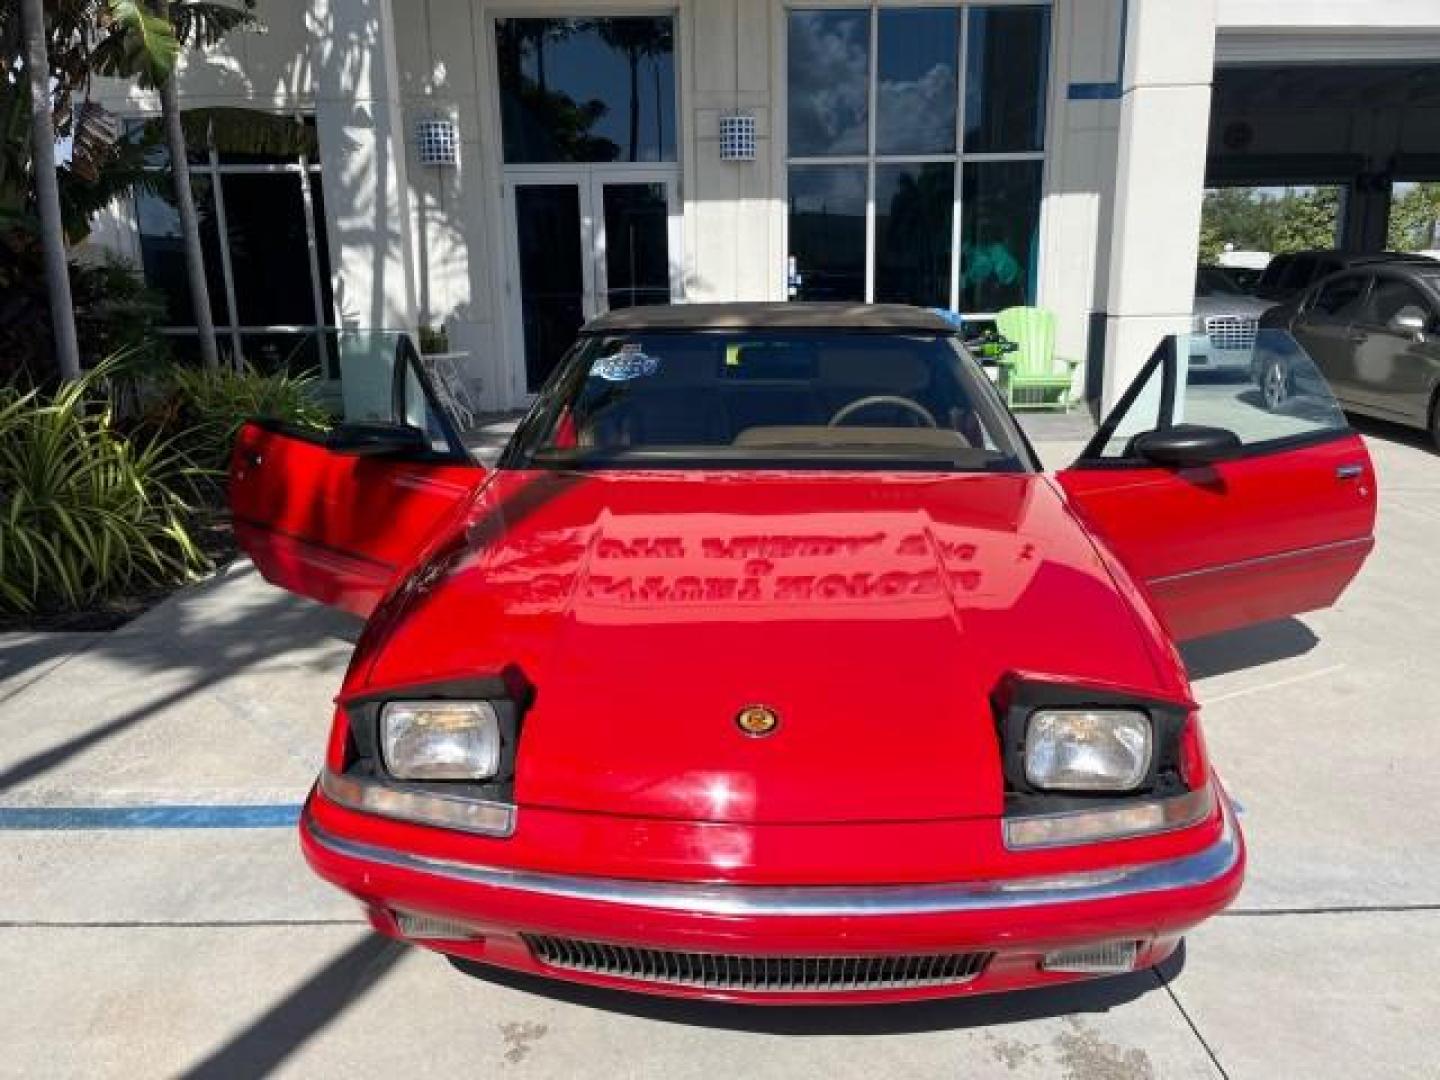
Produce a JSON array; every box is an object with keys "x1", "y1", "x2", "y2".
[{"x1": 1, "y1": 418, "x2": 1436, "y2": 1078}]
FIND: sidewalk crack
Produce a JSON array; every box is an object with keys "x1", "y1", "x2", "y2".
[{"x1": 1154, "y1": 967, "x2": 1231, "y2": 1080}]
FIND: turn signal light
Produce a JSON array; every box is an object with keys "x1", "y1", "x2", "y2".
[
  {"x1": 1041, "y1": 940, "x2": 1139, "y2": 975},
  {"x1": 394, "y1": 911, "x2": 482, "y2": 941}
]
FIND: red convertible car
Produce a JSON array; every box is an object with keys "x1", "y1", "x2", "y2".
[{"x1": 231, "y1": 306, "x2": 1375, "y2": 1003}]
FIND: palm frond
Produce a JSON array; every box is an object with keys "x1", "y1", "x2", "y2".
[
  {"x1": 176, "y1": 107, "x2": 318, "y2": 160},
  {"x1": 92, "y1": 1, "x2": 181, "y2": 90}
]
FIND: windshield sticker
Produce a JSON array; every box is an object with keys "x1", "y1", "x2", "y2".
[{"x1": 591, "y1": 344, "x2": 660, "y2": 382}]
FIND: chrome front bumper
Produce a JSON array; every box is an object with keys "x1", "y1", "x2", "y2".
[{"x1": 302, "y1": 796, "x2": 1240, "y2": 920}]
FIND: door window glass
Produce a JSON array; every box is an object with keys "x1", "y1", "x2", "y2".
[
  {"x1": 334, "y1": 332, "x2": 462, "y2": 452},
  {"x1": 1365, "y1": 278, "x2": 1434, "y2": 329},
  {"x1": 403, "y1": 352, "x2": 462, "y2": 454},
  {"x1": 1090, "y1": 331, "x2": 1348, "y2": 461},
  {"x1": 1310, "y1": 275, "x2": 1369, "y2": 319},
  {"x1": 515, "y1": 185, "x2": 586, "y2": 390},
  {"x1": 496, "y1": 17, "x2": 676, "y2": 164},
  {"x1": 601, "y1": 182, "x2": 671, "y2": 310}
]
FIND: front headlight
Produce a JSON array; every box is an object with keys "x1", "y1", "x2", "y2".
[
  {"x1": 381, "y1": 700, "x2": 501, "y2": 780},
  {"x1": 1024, "y1": 709, "x2": 1152, "y2": 792}
]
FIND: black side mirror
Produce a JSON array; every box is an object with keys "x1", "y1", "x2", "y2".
[
  {"x1": 326, "y1": 422, "x2": 430, "y2": 458},
  {"x1": 1133, "y1": 424, "x2": 1243, "y2": 468}
]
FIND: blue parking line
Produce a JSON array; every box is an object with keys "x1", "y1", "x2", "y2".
[{"x1": 0, "y1": 804, "x2": 302, "y2": 830}]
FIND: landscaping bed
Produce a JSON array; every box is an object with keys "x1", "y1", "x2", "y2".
[
  {"x1": 1, "y1": 359, "x2": 328, "y2": 633},
  {"x1": 0, "y1": 513, "x2": 237, "y2": 633}
]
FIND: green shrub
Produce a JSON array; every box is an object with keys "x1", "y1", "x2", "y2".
[
  {"x1": 151, "y1": 364, "x2": 333, "y2": 480},
  {"x1": 0, "y1": 362, "x2": 207, "y2": 613}
]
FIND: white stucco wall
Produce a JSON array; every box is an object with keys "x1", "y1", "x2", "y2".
[{"x1": 1217, "y1": 0, "x2": 1440, "y2": 31}]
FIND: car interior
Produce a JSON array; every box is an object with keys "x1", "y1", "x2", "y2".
[{"x1": 552, "y1": 334, "x2": 1002, "y2": 459}]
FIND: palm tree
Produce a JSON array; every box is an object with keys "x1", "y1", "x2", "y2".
[
  {"x1": 18, "y1": 0, "x2": 81, "y2": 380},
  {"x1": 159, "y1": 2, "x2": 257, "y2": 368},
  {"x1": 595, "y1": 18, "x2": 673, "y2": 163},
  {"x1": 98, "y1": 1, "x2": 258, "y2": 370},
  {"x1": 157, "y1": 1, "x2": 220, "y2": 368}
]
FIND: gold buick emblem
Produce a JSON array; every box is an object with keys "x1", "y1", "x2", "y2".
[{"x1": 736, "y1": 705, "x2": 779, "y2": 737}]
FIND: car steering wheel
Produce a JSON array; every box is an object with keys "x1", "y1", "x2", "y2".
[{"x1": 827, "y1": 395, "x2": 937, "y2": 428}]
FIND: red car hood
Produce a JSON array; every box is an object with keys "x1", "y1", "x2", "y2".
[{"x1": 359, "y1": 470, "x2": 1178, "y2": 825}]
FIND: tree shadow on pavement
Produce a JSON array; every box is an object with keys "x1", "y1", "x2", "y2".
[
  {"x1": 180, "y1": 933, "x2": 403, "y2": 1079},
  {"x1": 0, "y1": 562, "x2": 362, "y2": 796},
  {"x1": 446, "y1": 947, "x2": 1186, "y2": 1036}
]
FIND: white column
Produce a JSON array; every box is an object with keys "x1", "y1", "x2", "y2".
[
  {"x1": 1099, "y1": 0, "x2": 1218, "y2": 410},
  {"x1": 307, "y1": 0, "x2": 418, "y2": 339},
  {"x1": 685, "y1": 0, "x2": 778, "y2": 302}
]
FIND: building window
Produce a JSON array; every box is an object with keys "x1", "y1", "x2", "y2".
[
  {"x1": 496, "y1": 16, "x2": 677, "y2": 164},
  {"x1": 132, "y1": 116, "x2": 337, "y2": 374},
  {"x1": 786, "y1": 4, "x2": 1050, "y2": 313}
]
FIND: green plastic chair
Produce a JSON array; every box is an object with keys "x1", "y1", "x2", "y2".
[{"x1": 993, "y1": 307, "x2": 1078, "y2": 411}]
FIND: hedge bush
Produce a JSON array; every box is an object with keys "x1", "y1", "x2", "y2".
[
  {"x1": 0, "y1": 362, "x2": 206, "y2": 613},
  {"x1": 148, "y1": 363, "x2": 333, "y2": 480}
]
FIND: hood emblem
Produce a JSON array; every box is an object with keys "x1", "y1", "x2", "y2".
[{"x1": 736, "y1": 705, "x2": 779, "y2": 737}]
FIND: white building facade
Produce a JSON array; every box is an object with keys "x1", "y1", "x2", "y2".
[{"x1": 89, "y1": 0, "x2": 1440, "y2": 412}]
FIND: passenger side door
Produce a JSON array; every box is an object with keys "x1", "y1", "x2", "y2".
[
  {"x1": 1347, "y1": 275, "x2": 1440, "y2": 422},
  {"x1": 1057, "y1": 333, "x2": 1376, "y2": 641},
  {"x1": 1289, "y1": 273, "x2": 1372, "y2": 404},
  {"x1": 229, "y1": 335, "x2": 487, "y2": 616}
]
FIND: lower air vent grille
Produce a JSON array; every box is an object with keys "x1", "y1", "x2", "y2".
[{"x1": 522, "y1": 934, "x2": 991, "y2": 992}]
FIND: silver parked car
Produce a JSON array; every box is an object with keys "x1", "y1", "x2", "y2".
[
  {"x1": 1191, "y1": 266, "x2": 1273, "y2": 374},
  {"x1": 1258, "y1": 259, "x2": 1440, "y2": 448}
]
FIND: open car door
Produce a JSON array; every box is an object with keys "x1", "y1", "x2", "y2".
[
  {"x1": 229, "y1": 334, "x2": 486, "y2": 617},
  {"x1": 1057, "y1": 331, "x2": 1377, "y2": 641}
]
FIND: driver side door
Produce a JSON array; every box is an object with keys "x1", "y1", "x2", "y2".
[
  {"x1": 1056, "y1": 334, "x2": 1376, "y2": 641},
  {"x1": 229, "y1": 335, "x2": 487, "y2": 617}
]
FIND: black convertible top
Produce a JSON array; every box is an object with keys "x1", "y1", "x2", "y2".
[{"x1": 582, "y1": 302, "x2": 957, "y2": 334}]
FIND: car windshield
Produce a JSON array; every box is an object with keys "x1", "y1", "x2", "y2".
[{"x1": 507, "y1": 330, "x2": 1030, "y2": 471}]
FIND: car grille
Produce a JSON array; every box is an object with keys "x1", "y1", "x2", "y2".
[
  {"x1": 522, "y1": 934, "x2": 992, "y2": 993},
  {"x1": 1204, "y1": 315, "x2": 1258, "y2": 351}
]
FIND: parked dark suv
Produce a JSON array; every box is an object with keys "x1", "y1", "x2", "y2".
[
  {"x1": 1258, "y1": 259, "x2": 1440, "y2": 448},
  {"x1": 1254, "y1": 250, "x2": 1435, "y2": 303}
]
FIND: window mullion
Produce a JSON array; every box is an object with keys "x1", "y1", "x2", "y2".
[
  {"x1": 295, "y1": 120, "x2": 331, "y2": 376},
  {"x1": 951, "y1": 4, "x2": 969, "y2": 313},
  {"x1": 864, "y1": 3, "x2": 879, "y2": 304}
]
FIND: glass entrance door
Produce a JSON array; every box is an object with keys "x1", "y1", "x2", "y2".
[
  {"x1": 594, "y1": 178, "x2": 675, "y2": 311},
  {"x1": 506, "y1": 171, "x2": 680, "y2": 392},
  {"x1": 512, "y1": 182, "x2": 590, "y2": 394}
]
